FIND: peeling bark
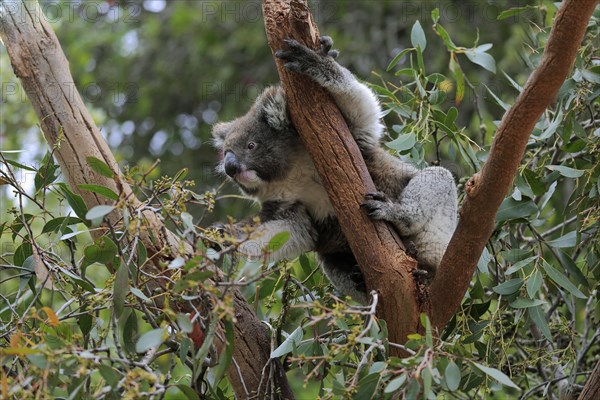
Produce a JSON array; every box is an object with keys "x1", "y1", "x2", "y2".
[{"x1": 579, "y1": 359, "x2": 600, "y2": 400}]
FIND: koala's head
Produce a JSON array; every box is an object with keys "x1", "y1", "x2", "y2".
[{"x1": 212, "y1": 86, "x2": 302, "y2": 195}]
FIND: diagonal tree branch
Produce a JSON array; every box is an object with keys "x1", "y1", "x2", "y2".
[
  {"x1": 429, "y1": 0, "x2": 598, "y2": 329},
  {"x1": 0, "y1": 1, "x2": 293, "y2": 398},
  {"x1": 262, "y1": 0, "x2": 420, "y2": 353}
]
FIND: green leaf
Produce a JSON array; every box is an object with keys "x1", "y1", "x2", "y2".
[
  {"x1": 432, "y1": 17, "x2": 457, "y2": 51},
  {"x1": 212, "y1": 319, "x2": 235, "y2": 385},
  {"x1": 465, "y1": 46, "x2": 496, "y2": 73},
  {"x1": 78, "y1": 184, "x2": 119, "y2": 201},
  {"x1": 496, "y1": 198, "x2": 537, "y2": 223},
  {"x1": 176, "y1": 313, "x2": 194, "y2": 334},
  {"x1": 84, "y1": 236, "x2": 118, "y2": 266},
  {"x1": 493, "y1": 278, "x2": 523, "y2": 295},
  {"x1": 266, "y1": 231, "x2": 289, "y2": 253},
  {"x1": 410, "y1": 21, "x2": 426, "y2": 51},
  {"x1": 497, "y1": 6, "x2": 534, "y2": 20},
  {"x1": 541, "y1": 261, "x2": 586, "y2": 299},
  {"x1": 114, "y1": 264, "x2": 129, "y2": 318},
  {"x1": 87, "y1": 156, "x2": 115, "y2": 178},
  {"x1": 538, "y1": 110, "x2": 563, "y2": 140},
  {"x1": 471, "y1": 362, "x2": 520, "y2": 390},
  {"x1": 445, "y1": 361, "x2": 461, "y2": 391},
  {"x1": 42, "y1": 217, "x2": 82, "y2": 234},
  {"x1": 557, "y1": 251, "x2": 588, "y2": 287},
  {"x1": 34, "y1": 155, "x2": 60, "y2": 193},
  {"x1": 420, "y1": 314, "x2": 432, "y2": 348},
  {"x1": 271, "y1": 326, "x2": 303, "y2": 358},
  {"x1": 506, "y1": 256, "x2": 538, "y2": 275},
  {"x1": 449, "y1": 54, "x2": 464, "y2": 105},
  {"x1": 3, "y1": 158, "x2": 36, "y2": 171},
  {"x1": 130, "y1": 287, "x2": 151, "y2": 304},
  {"x1": 510, "y1": 297, "x2": 546, "y2": 309},
  {"x1": 387, "y1": 48, "x2": 414, "y2": 71},
  {"x1": 14, "y1": 242, "x2": 33, "y2": 267},
  {"x1": 78, "y1": 314, "x2": 92, "y2": 337},
  {"x1": 426, "y1": 73, "x2": 446, "y2": 84},
  {"x1": 526, "y1": 270, "x2": 542, "y2": 299},
  {"x1": 176, "y1": 385, "x2": 200, "y2": 400},
  {"x1": 545, "y1": 165, "x2": 584, "y2": 178},
  {"x1": 98, "y1": 364, "x2": 120, "y2": 388},
  {"x1": 528, "y1": 306, "x2": 552, "y2": 341},
  {"x1": 86, "y1": 205, "x2": 115, "y2": 222},
  {"x1": 386, "y1": 133, "x2": 416, "y2": 152},
  {"x1": 135, "y1": 328, "x2": 167, "y2": 353},
  {"x1": 384, "y1": 375, "x2": 407, "y2": 393},
  {"x1": 57, "y1": 183, "x2": 88, "y2": 222},
  {"x1": 405, "y1": 378, "x2": 421, "y2": 400},
  {"x1": 546, "y1": 231, "x2": 577, "y2": 248},
  {"x1": 353, "y1": 373, "x2": 381, "y2": 400}
]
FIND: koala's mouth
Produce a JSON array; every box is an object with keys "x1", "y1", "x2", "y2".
[{"x1": 233, "y1": 169, "x2": 261, "y2": 187}]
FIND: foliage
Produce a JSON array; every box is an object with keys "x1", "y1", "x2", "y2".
[{"x1": 1, "y1": 1, "x2": 599, "y2": 399}]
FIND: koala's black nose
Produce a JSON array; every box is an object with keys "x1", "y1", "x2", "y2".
[{"x1": 224, "y1": 151, "x2": 241, "y2": 178}]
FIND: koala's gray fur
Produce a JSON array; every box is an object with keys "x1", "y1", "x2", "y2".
[{"x1": 212, "y1": 37, "x2": 457, "y2": 303}]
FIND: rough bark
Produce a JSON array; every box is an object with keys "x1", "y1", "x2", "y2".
[
  {"x1": 579, "y1": 359, "x2": 600, "y2": 400},
  {"x1": 428, "y1": 0, "x2": 598, "y2": 329},
  {"x1": 262, "y1": 0, "x2": 420, "y2": 352},
  {"x1": 0, "y1": 1, "x2": 293, "y2": 398}
]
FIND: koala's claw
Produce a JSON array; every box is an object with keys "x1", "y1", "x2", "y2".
[
  {"x1": 318, "y1": 36, "x2": 338, "y2": 58},
  {"x1": 365, "y1": 191, "x2": 389, "y2": 202}
]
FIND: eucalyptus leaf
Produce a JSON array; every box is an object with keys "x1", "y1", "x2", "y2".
[
  {"x1": 541, "y1": 261, "x2": 586, "y2": 299},
  {"x1": 270, "y1": 326, "x2": 303, "y2": 358},
  {"x1": 471, "y1": 362, "x2": 520, "y2": 390}
]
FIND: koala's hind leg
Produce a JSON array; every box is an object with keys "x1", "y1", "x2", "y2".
[
  {"x1": 362, "y1": 166, "x2": 457, "y2": 269},
  {"x1": 276, "y1": 37, "x2": 384, "y2": 152}
]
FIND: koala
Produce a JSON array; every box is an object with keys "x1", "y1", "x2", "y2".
[{"x1": 211, "y1": 37, "x2": 457, "y2": 303}]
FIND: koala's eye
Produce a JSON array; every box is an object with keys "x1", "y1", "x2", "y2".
[{"x1": 247, "y1": 141, "x2": 256, "y2": 150}]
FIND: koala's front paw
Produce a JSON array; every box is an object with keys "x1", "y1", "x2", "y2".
[
  {"x1": 275, "y1": 37, "x2": 339, "y2": 78},
  {"x1": 275, "y1": 39, "x2": 319, "y2": 74},
  {"x1": 361, "y1": 192, "x2": 393, "y2": 220}
]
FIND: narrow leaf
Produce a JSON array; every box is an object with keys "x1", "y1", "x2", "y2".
[
  {"x1": 528, "y1": 306, "x2": 552, "y2": 341},
  {"x1": 541, "y1": 261, "x2": 586, "y2": 299},
  {"x1": 472, "y1": 362, "x2": 520, "y2": 390},
  {"x1": 87, "y1": 156, "x2": 115, "y2": 178},
  {"x1": 493, "y1": 278, "x2": 523, "y2": 295},
  {"x1": 526, "y1": 270, "x2": 542, "y2": 299},
  {"x1": 271, "y1": 326, "x2": 303, "y2": 358}
]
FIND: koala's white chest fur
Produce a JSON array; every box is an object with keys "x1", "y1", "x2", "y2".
[{"x1": 256, "y1": 151, "x2": 334, "y2": 221}]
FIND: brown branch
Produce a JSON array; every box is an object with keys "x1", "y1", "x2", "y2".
[
  {"x1": 429, "y1": 0, "x2": 598, "y2": 328},
  {"x1": 0, "y1": 1, "x2": 293, "y2": 398},
  {"x1": 262, "y1": 0, "x2": 420, "y2": 353},
  {"x1": 579, "y1": 358, "x2": 600, "y2": 400}
]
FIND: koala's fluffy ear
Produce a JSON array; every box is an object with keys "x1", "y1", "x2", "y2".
[
  {"x1": 260, "y1": 86, "x2": 289, "y2": 131},
  {"x1": 211, "y1": 121, "x2": 231, "y2": 150}
]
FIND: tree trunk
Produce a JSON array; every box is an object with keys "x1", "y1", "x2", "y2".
[
  {"x1": 0, "y1": 1, "x2": 293, "y2": 398},
  {"x1": 579, "y1": 359, "x2": 600, "y2": 400},
  {"x1": 262, "y1": 0, "x2": 421, "y2": 354}
]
